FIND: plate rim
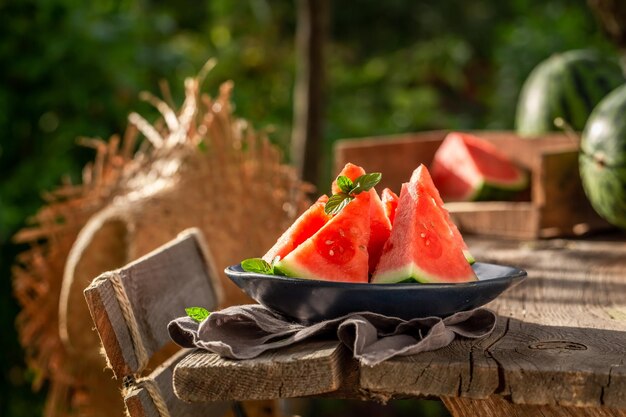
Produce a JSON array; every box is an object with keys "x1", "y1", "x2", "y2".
[{"x1": 225, "y1": 261, "x2": 527, "y2": 290}]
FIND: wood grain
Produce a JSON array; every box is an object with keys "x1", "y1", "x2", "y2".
[
  {"x1": 84, "y1": 229, "x2": 220, "y2": 377},
  {"x1": 173, "y1": 342, "x2": 347, "y2": 402},
  {"x1": 359, "y1": 235, "x2": 626, "y2": 409},
  {"x1": 443, "y1": 396, "x2": 626, "y2": 417},
  {"x1": 125, "y1": 349, "x2": 229, "y2": 417}
]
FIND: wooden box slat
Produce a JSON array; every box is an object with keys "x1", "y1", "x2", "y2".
[
  {"x1": 334, "y1": 130, "x2": 611, "y2": 239},
  {"x1": 84, "y1": 228, "x2": 221, "y2": 378},
  {"x1": 173, "y1": 341, "x2": 347, "y2": 402}
]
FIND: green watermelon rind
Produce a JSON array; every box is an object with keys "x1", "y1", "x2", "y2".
[
  {"x1": 579, "y1": 154, "x2": 626, "y2": 229},
  {"x1": 462, "y1": 172, "x2": 529, "y2": 202},
  {"x1": 463, "y1": 249, "x2": 475, "y2": 265},
  {"x1": 516, "y1": 50, "x2": 625, "y2": 137},
  {"x1": 273, "y1": 260, "x2": 321, "y2": 280},
  {"x1": 371, "y1": 262, "x2": 476, "y2": 284},
  {"x1": 579, "y1": 83, "x2": 626, "y2": 229}
]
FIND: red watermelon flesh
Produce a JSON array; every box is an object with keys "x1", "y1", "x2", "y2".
[
  {"x1": 430, "y1": 132, "x2": 528, "y2": 202},
  {"x1": 262, "y1": 195, "x2": 330, "y2": 264},
  {"x1": 275, "y1": 192, "x2": 371, "y2": 283},
  {"x1": 410, "y1": 165, "x2": 474, "y2": 264},
  {"x1": 372, "y1": 168, "x2": 477, "y2": 284},
  {"x1": 332, "y1": 163, "x2": 392, "y2": 273},
  {"x1": 381, "y1": 188, "x2": 399, "y2": 225}
]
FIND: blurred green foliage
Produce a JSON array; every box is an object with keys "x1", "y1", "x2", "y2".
[{"x1": 0, "y1": 0, "x2": 617, "y2": 416}]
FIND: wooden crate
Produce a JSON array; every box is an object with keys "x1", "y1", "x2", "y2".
[{"x1": 334, "y1": 130, "x2": 611, "y2": 239}]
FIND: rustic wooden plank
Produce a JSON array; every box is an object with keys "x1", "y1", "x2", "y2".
[
  {"x1": 446, "y1": 202, "x2": 539, "y2": 239},
  {"x1": 84, "y1": 229, "x2": 220, "y2": 377},
  {"x1": 467, "y1": 235, "x2": 626, "y2": 332},
  {"x1": 124, "y1": 349, "x2": 229, "y2": 417},
  {"x1": 537, "y1": 150, "x2": 610, "y2": 237},
  {"x1": 84, "y1": 271, "x2": 138, "y2": 376},
  {"x1": 443, "y1": 396, "x2": 626, "y2": 417},
  {"x1": 358, "y1": 316, "x2": 506, "y2": 401},
  {"x1": 359, "y1": 235, "x2": 626, "y2": 409},
  {"x1": 492, "y1": 318, "x2": 626, "y2": 408},
  {"x1": 173, "y1": 341, "x2": 347, "y2": 402}
]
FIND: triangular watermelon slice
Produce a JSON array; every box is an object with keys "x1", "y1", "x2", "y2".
[
  {"x1": 430, "y1": 132, "x2": 528, "y2": 202},
  {"x1": 372, "y1": 166, "x2": 477, "y2": 284},
  {"x1": 410, "y1": 165, "x2": 475, "y2": 264},
  {"x1": 332, "y1": 163, "x2": 391, "y2": 274},
  {"x1": 381, "y1": 188, "x2": 399, "y2": 226},
  {"x1": 262, "y1": 195, "x2": 330, "y2": 264},
  {"x1": 274, "y1": 192, "x2": 370, "y2": 283}
]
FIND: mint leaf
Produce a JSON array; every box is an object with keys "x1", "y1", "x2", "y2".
[
  {"x1": 186, "y1": 307, "x2": 210, "y2": 323},
  {"x1": 325, "y1": 193, "x2": 353, "y2": 215},
  {"x1": 325, "y1": 171, "x2": 381, "y2": 215},
  {"x1": 350, "y1": 172, "x2": 382, "y2": 194},
  {"x1": 241, "y1": 258, "x2": 274, "y2": 274},
  {"x1": 336, "y1": 175, "x2": 354, "y2": 194}
]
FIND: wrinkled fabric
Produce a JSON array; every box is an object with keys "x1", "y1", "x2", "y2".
[{"x1": 168, "y1": 305, "x2": 496, "y2": 366}]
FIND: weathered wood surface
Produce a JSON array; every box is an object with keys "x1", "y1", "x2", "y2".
[
  {"x1": 173, "y1": 233, "x2": 626, "y2": 415},
  {"x1": 334, "y1": 131, "x2": 610, "y2": 238},
  {"x1": 174, "y1": 341, "x2": 347, "y2": 402},
  {"x1": 361, "y1": 234, "x2": 626, "y2": 410},
  {"x1": 443, "y1": 396, "x2": 626, "y2": 417},
  {"x1": 125, "y1": 349, "x2": 229, "y2": 417},
  {"x1": 84, "y1": 228, "x2": 220, "y2": 378}
]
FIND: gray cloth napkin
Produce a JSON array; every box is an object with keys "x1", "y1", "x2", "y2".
[{"x1": 168, "y1": 305, "x2": 496, "y2": 366}]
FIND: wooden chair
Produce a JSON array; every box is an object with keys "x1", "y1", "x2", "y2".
[{"x1": 83, "y1": 228, "x2": 230, "y2": 417}]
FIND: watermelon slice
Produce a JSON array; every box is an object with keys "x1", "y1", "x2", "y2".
[
  {"x1": 332, "y1": 163, "x2": 392, "y2": 273},
  {"x1": 274, "y1": 192, "x2": 371, "y2": 283},
  {"x1": 381, "y1": 188, "x2": 399, "y2": 225},
  {"x1": 410, "y1": 165, "x2": 475, "y2": 265},
  {"x1": 262, "y1": 195, "x2": 330, "y2": 264},
  {"x1": 372, "y1": 166, "x2": 477, "y2": 284},
  {"x1": 430, "y1": 132, "x2": 528, "y2": 202}
]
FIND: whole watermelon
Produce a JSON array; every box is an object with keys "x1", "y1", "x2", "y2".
[
  {"x1": 579, "y1": 84, "x2": 626, "y2": 229},
  {"x1": 516, "y1": 50, "x2": 625, "y2": 137}
]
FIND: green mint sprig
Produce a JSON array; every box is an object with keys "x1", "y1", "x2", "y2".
[
  {"x1": 241, "y1": 258, "x2": 275, "y2": 274},
  {"x1": 185, "y1": 307, "x2": 211, "y2": 323},
  {"x1": 325, "y1": 172, "x2": 382, "y2": 215}
]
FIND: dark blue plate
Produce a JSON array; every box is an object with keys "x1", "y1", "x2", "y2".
[{"x1": 225, "y1": 262, "x2": 526, "y2": 324}]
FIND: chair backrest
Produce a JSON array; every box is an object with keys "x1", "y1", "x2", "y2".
[{"x1": 84, "y1": 228, "x2": 228, "y2": 417}]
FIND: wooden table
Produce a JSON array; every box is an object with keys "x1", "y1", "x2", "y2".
[{"x1": 172, "y1": 233, "x2": 626, "y2": 417}]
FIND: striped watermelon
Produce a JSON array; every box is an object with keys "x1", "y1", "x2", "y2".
[
  {"x1": 516, "y1": 50, "x2": 625, "y2": 137},
  {"x1": 579, "y1": 84, "x2": 626, "y2": 229}
]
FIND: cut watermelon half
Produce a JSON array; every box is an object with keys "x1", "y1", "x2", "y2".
[
  {"x1": 332, "y1": 163, "x2": 392, "y2": 273},
  {"x1": 410, "y1": 165, "x2": 474, "y2": 265},
  {"x1": 430, "y1": 132, "x2": 528, "y2": 202},
  {"x1": 262, "y1": 195, "x2": 330, "y2": 264},
  {"x1": 372, "y1": 166, "x2": 477, "y2": 284},
  {"x1": 381, "y1": 188, "x2": 399, "y2": 226},
  {"x1": 275, "y1": 192, "x2": 370, "y2": 283}
]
